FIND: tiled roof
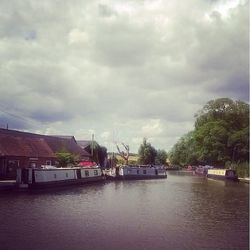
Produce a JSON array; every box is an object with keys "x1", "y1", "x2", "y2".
[
  {"x1": 0, "y1": 129, "x2": 90, "y2": 157},
  {"x1": 0, "y1": 134, "x2": 55, "y2": 157}
]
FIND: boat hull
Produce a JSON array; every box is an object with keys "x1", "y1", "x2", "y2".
[
  {"x1": 117, "y1": 165, "x2": 167, "y2": 180},
  {"x1": 117, "y1": 175, "x2": 167, "y2": 180},
  {"x1": 206, "y1": 174, "x2": 238, "y2": 182},
  {"x1": 28, "y1": 176, "x2": 105, "y2": 189},
  {"x1": 16, "y1": 167, "x2": 105, "y2": 189}
]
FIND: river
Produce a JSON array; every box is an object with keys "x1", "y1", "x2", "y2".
[{"x1": 0, "y1": 171, "x2": 249, "y2": 250}]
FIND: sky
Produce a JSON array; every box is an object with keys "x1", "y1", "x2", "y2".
[{"x1": 0, "y1": 0, "x2": 249, "y2": 153}]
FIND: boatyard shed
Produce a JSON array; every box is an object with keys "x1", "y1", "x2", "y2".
[{"x1": 0, "y1": 129, "x2": 91, "y2": 179}]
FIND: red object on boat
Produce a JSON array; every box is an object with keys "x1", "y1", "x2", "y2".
[{"x1": 79, "y1": 161, "x2": 97, "y2": 168}]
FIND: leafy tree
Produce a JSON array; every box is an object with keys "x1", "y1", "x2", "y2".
[
  {"x1": 138, "y1": 138, "x2": 157, "y2": 164},
  {"x1": 90, "y1": 142, "x2": 107, "y2": 168},
  {"x1": 195, "y1": 98, "x2": 249, "y2": 130},
  {"x1": 169, "y1": 131, "x2": 198, "y2": 166},
  {"x1": 169, "y1": 98, "x2": 249, "y2": 168},
  {"x1": 228, "y1": 126, "x2": 249, "y2": 162},
  {"x1": 56, "y1": 151, "x2": 78, "y2": 167},
  {"x1": 155, "y1": 149, "x2": 168, "y2": 165},
  {"x1": 194, "y1": 98, "x2": 249, "y2": 165},
  {"x1": 194, "y1": 120, "x2": 231, "y2": 165}
]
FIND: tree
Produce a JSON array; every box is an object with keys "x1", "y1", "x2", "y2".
[
  {"x1": 194, "y1": 98, "x2": 249, "y2": 165},
  {"x1": 56, "y1": 151, "x2": 78, "y2": 167},
  {"x1": 195, "y1": 98, "x2": 249, "y2": 130},
  {"x1": 116, "y1": 143, "x2": 130, "y2": 165},
  {"x1": 89, "y1": 142, "x2": 107, "y2": 168},
  {"x1": 138, "y1": 138, "x2": 157, "y2": 164},
  {"x1": 194, "y1": 120, "x2": 231, "y2": 165},
  {"x1": 169, "y1": 131, "x2": 198, "y2": 166},
  {"x1": 155, "y1": 149, "x2": 168, "y2": 165},
  {"x1": 228, "y1": 126, "x2": 249, "y2": 162},
  {"x1": 169, "y1": 98, "x2": 249, "y2": 167},
  {"x1": 98, "y1": 146, "x2": 108, "y2": 168}
]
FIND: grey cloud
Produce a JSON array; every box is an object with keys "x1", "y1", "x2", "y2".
[
  {"x1": 98, "y1": 4, "x2": 117, "y2": 18},
  {"x1": 91, "y1": 23, "x2": 156, "y2": 66},
  {"x1": 0, "y1": 0, "x2": 248, "y2": 152}
]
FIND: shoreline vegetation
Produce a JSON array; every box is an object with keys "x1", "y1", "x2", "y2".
[
  {"x1": 168, "y1": 98, "x2": 249, "y2": 178},
  {"x1": 107, "y1": 98, "x2": 249, "y2": 178}
]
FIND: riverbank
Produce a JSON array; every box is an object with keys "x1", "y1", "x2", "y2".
[{"x1": 239, "y1": 177, "x2": 250, "y2": 184}]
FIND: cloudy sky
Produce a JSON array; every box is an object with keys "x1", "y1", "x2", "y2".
[{"x1": 0, "y1": 0, "x2": 248, "y2": 153}]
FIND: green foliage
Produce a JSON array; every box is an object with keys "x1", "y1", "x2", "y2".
[
  {"x1": 138, "y1": 138, "x2": 157, "y2": 164},
  {"x1": 91, "y1": 143, "x2": 107, "y2": 167},
  {"x1": 194, "y1": 120, "x2": 231, "y2": 165},
  {"x1": 155, "y1": 149, "x2": 168, "y2": 165},
  {"x1": 169, "y1": 131, "x2": 198, "y2": 166},
  {"x1": 169, "y1": 98, "x2": 249, "y2": 170},
  {"x1": 235, "y1": 162, "x2": 249, "y2": 178},
  {"x1": 56, "y1": 151, "x2": 78, "y2": 167}
]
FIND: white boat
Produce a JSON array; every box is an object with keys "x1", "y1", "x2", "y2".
[
  {"x1": 16, "y1": 166, "x2": 104, "y2": 189},
  {"x1": 117, "y1": 165, "x2": 167, "y2": 180}
]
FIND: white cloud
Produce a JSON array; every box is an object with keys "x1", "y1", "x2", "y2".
[{"x1": 141, "y1": 119, "x2": 163, "y2": 137}]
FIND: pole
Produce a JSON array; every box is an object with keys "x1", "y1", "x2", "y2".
[{"x1": 91, "y1": 134, "x2": 94, "y2": 157}]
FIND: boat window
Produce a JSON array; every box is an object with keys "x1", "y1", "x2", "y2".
[
  {"x1": 66, "y1": 173, "x2": 68, "y2": 178},
  {"x1": 94, "y1": 170, "x2": 98, "y2": 175},
  {"x1": 54, "y1": 174, "x2": 56, "y2": 179},
  {"x1": 143, "y1": 170, "x2": 146, "y2": 174},
  {"x1": 46, "y1": 160, "x2": 52, "y2": 166},
  {"x1": 85, "y1": 170, "x2": 89, "y2": 176},
  {"x1": 137, "y1": 170, "x2": 140, "y2": 174}
]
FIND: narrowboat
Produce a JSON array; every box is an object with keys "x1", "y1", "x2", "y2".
[
  {"x1": 207, "y1": 168, "x2": 238, "y2": 181},
  {"x1": 117, "y1": 165, "x2": 167, "y2": 180},
  {"x1": 195, "y1": 165, "x2": 213, "y2": 176},
  {"x1": 16, "y1": 166, "x2": 104, "y2": 189}
]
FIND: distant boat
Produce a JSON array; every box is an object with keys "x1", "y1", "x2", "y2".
[
  {"x1": 116, "y1": 165, "x2": 167, "y2": 180},
  {"x1": 16, "y1": 166, "x2": 104, "y2": 189},
  {"x1": 207, "y1": 168, "x2": 238, "y2": 182},
  {"x1": 103, "y1": 168, "x2": 117, "y2": 180},
  {"x1": 195, "y1": 165, "x2": 213, "y2": 176}
]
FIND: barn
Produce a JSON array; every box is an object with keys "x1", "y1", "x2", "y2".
[{"x1": 0, "y1": 129, "x2": 90, "y2": 179}]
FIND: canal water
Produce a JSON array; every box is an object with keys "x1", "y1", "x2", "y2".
[{"x1": 0, "y1": 171, "x2": 249, "y2": 250}]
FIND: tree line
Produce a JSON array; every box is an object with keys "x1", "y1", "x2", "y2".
[{"x1": 168, "y1": 98, "x2": 249, "y2": 168}]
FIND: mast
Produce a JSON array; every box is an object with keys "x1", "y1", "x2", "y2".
[{"x1": 91, "y1": 133, "x2": 94, "y2": 158}]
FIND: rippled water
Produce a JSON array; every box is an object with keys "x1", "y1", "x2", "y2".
[{"x1": 0, "y1": 171, "x2": 249, "y2": 250}]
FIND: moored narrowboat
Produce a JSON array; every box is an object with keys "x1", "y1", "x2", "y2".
[
  {"x1": 195, "y1": 165, "x2": 213, "y2": 176},
  {"x1": 117, "y1": 165, "x2": 167, "y2": 180},
  {"x1": 207, "y1": 168, "x2": 238, "y2": 181},
  {"x1": 16, "y1": 166, "x2": 104, "y2": 189}
]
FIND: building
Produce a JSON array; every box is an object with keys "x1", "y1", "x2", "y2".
[{"x1": 0, "y1": 129, "x2": 90, "y2": 179}]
